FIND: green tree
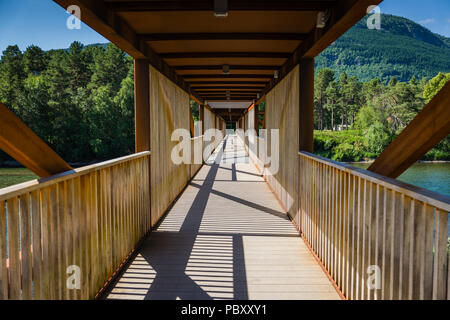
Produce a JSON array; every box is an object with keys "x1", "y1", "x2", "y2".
[
  {"x1": 23, "y1": 45, "x2": 48, "y2": 75},
  {"x1": 0, "y1": 45, "x2": 25, "y2": 111},
  {"x1": 314, "y1": 68, "x2": 335, "y2": 130},
  {"x1": 423, "y1": 72, "x2": 450, "y2": 102},
  {"x1": 90, "y1": 43, "x2": 129, "y2": 94},
  {"x1": 324, "y1": 81, "x2": 340, "y2": 130}
]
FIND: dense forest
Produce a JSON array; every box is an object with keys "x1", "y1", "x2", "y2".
[
  {"x1": 1, "y1": 13, "x2": 449, "y2": 164},
  {"x1": 313, "y1": 69, "x2": 450, "y2": 161},
  {"x1": 316, "y1": 14, "x2": 450, "y2": 82},
  {"x1": 0, "y1": 42, "x2": 135, "y2": 163}
]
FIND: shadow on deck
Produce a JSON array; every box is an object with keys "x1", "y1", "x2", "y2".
[{"x1": 103, "y1": 135, "x2": 340, "y2": 300}]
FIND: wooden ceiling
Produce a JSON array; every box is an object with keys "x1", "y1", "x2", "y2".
[{"x1": 54, "y1": 0, "x2": 382, "y2": 122}]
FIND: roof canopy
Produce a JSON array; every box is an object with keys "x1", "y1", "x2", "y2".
[{"x1": 55, "y1": 0, "x2": 381, "y2": 121}]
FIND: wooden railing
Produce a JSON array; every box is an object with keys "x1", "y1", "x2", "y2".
[
  {"x1": 190, "y1": 136, "x2": 203, "y2": 177},
  {"x1": 0, "y1": 152, "x2": 151, "y2": 300},
  {"x1": 299, "y1": 151, "x2": 450, "y2": 300}
]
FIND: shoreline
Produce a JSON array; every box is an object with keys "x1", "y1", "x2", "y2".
[
  {"x1": 1, "y1": 159, "x2": 449, "y2": 168},
  {"x1": 345, "y1": 160, "x2": 450, "y2": 164}
]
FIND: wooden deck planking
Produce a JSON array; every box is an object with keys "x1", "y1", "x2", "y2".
[{"x1": 104, "y1": 135, "x2": 341, "y2": 300}]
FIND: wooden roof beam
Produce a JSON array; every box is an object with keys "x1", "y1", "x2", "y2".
[
  {"x1": 206, "y1": 99, "x2": 254, "y2": 102},
  {"x1": 160, "y1": 52, "x2": 291, "y2": 59},
  {"x1": 174, "y1": 65, "x2": 281, "y2": 71},
  {"x1": 183, "y1": 74, "x2": 272, "y2": 79},
  {"x1": 141, "y1": 33, "x2": 308, "y2": 41},
  {"x1": 196, "y1": 91, "x2": 262, "y2": 94},
  {"x1": 106, "y1": 1, "x2": 337, "y2": 12},
  {"x1": 190, "y1": 86, "x2": 266, "y2": 89},
  {"x1": 53, "y1": 0, "x2": 203, "y2": 102},
  {"x1": 189, "y1": 81, "x2": 269, "y2": 85},
  {"x1": 0, "y1": 102, "x2": 72, "y2": 178},
  {"x1": 261, "y1": 0, "x2": 383, "y2": 96},
  {"x1": 368, "y1": 81, "x2": 450, "y2": 179}
]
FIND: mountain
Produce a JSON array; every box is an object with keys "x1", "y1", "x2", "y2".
[{"x1": 316, "y1": 14, "x2": 450, "y2": 82}]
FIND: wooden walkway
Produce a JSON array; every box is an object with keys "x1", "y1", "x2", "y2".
[{"x1": 104, "y1": 135, "x2": 341, "y2": 300}]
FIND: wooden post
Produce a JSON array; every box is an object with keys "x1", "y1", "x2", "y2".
[
  {"x1": 189, "y1": 105, "x2": 195, "y2": 137},
  {"x1": 134, "y1": 59, "x2": 150, "y2": 152},
  {"x1": 199, "y1": 105, "x2": 205, "y2": 135},
  {"x1": 0, "y1": 102, "x2": 72, "y2": 178},
  {"x1": 299, "y1": 58, "x2": 314, "y2": 152},
  {"x1": 254, "y1": 104, "x2": 259, "y2": 135},
  {"x1": 368, "y1": 81, "x2": 450, "y2": 178}
]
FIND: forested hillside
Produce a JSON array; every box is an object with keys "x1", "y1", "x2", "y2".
[
  {"x1": 1, "y1": 13, "x2": 449, "y2": 165},
  {"x1": 316, "y1": 14, "x2": 450, "y2": 82}
]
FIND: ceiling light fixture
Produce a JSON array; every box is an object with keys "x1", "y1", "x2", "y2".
[
  {"x1": 274, "y1": 70, "x2": 279, "y2": 79},
  {"x1": 214, "y1": 0, "x2": 228, "y2": 17},
  {"x1": 316, "y1": 10, "x2": 331, "y2": 28},
  {"x1": 222, "y1": 64, "x2": 230, "y2": 74}
]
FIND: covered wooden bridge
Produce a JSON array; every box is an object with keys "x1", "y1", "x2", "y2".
[{"x1": 0, "y1": 0, "x2": 449, "y2": 300}]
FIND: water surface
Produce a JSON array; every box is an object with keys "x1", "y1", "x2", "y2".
[{"x1": 350, "y1": 162, "x2": 450, "y2": 197}]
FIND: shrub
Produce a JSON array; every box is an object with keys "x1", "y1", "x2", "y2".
[{"x1": 365, "y1": 122, "x2": 394, "y2": 154}]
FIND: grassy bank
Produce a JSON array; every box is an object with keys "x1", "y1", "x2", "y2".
[
  {"x1": 314, "y1": 130, "x2": 450, "y2": 162},
  {"x1": 0, "y1": 168, "x2": 38, "y2": 189}
]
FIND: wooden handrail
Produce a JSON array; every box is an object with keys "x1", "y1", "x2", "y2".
[
  {"x1": 298, "y1": 152, "x2": 449, "y2": 300},
  {"x1": 0, "y1": 152, "x2": 151, "y2": 300},
  {"x1": 299, "y1": 151, "x2": 450, "y2": 212},
  {"x1": 0, "y1": 151, "x2": 150, "y2": 202}
]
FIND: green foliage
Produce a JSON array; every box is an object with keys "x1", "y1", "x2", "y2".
[
  {"x1": 190, "y1": 100, "x2": 199, "y2": 121},
  {"x1": 316, "y1": 14, "x2": 450, "y2": 83},
  {"x1": 0, "y1": 42, "x2": 134, "y2": 163},
  {"x1": 353, "y1": 106, "x2": 378, "y2": 129},
  {"x1": 312, "y1": 53, "x2": 450, "y2": 162},
  {"x1": 423, "y1": 72, "x2": 450, "y2": 102},
  {"x1": 314, "y1": 130, "x2": 367, "y2": 162},
  {"x1": 365, "y1": 122, "x2": 395, "y2": 154}
]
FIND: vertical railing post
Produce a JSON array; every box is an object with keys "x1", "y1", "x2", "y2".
[
  {"x1": 134, "y1": 59, "x2": 150, "y2": 152},
  {"x1": 134, "y1": 59, "x2": 151, "y2": 230},
  {"x1": 199, "y1": 104, "x2": 205, "y2": 136},
  {"x1": 299, "y1": 58, "x2": 314, "y2": 153},
  {"x1": 298, "y1": 58, "x2": 315, "y2": 234}
]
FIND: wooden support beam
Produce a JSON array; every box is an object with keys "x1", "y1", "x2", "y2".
[
  {"x1": 368, "y1": 81, "x2": 450, "y2": 179},
  {"x1": 189, "y1": 81, "x2": 269, "y2": 85},
  {"x1": 196, "y1": 91, "x2": 261, "y2": 94},
  {"x1": 189, "y1": 94, "x2": 203, "y2": 105},
  {"x1": 189, "y1": 106, "x2": 195, "y2": 137},
  {"x1": 160, "y1": 52, "x2": 291, "y2": 59},
  {"x1": 299, "y1": 58, "x2": 314, "y2": 152},
  {"x1": 134, "y1": 59, "x2": 150, "y2": 152},
  {"x1": 254, "y1": 104, "x2": 259, "y2": 133},
  {"x1": 199, "y1": 105, "x2": 205, "y2": 136},
  {"x1": 141, "y1": 33, "x2": 308, "y2": 41},
  {"x1": 261, "y1": 0, "x2": 382, "y2": 96},
  {"x1": 175, "y1": 65, "x2": 281, "y2": 71},
  {"x1": 52, "y1": 0, "x2": 202, "y2": 103},
  {"x1": 0, "y1": 102, "x2": 72, "y2": 178},
  {"x1": 183, "y1": 74, "x2": 272, "y2": 79},
  {"x1": 107, "y1": 1, "x2": 336, "y2": 12},
  {"x1": 206, "y1": 99, "x2": 255, "y2": 102},
  {"x1": 255, "y1": 94, "x2": 266, "y2": 105},
  {"x1": 190, "y1": 86, "x2": 265, "y2": 90}
]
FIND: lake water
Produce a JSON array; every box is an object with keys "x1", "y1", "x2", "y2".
[
  {"x1": 0, "y1": 163, "x2": 449, "y2": 196},
  {"x1": 350, "y1": 162, "x2": 450, "y2": 197}
]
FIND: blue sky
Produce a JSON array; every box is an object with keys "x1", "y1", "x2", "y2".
[
  {"x1": 0, "y1": 0, "x2": 450, "y2": 54},
  {"x1": 379, "y1": 0, "x2": 450, "y2": 36}
]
